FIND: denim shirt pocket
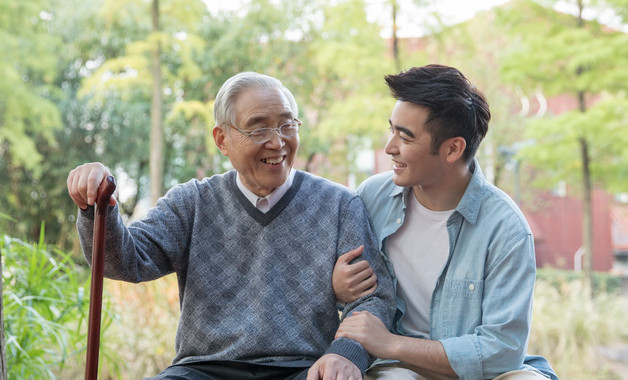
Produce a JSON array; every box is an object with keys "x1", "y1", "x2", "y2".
[{"x1": 437, "y1": 278, "x2": 484, "y2": 336}]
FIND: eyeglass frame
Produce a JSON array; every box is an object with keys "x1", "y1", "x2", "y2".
[{"x1": 228, "y1": 118, "x2": 302, "y2": 145}]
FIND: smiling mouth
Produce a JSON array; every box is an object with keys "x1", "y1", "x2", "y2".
[
  {"x1": 392, "y1": 160, "x2": 407, "y2": 168},
  {"x1": 261, "y1": 156, "x2": 285, "y2": 165}
]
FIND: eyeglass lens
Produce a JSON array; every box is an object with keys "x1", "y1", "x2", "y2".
[{"x1": 250, "y1": 122, "x2": 299, "y2": 143}]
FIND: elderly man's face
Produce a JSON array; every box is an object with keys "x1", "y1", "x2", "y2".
[{"x1": 213, "y1": 87, "x2": 299, "y2": 197}]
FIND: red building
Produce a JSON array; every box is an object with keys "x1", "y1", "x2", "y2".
[{"x1": 522, "y1": 189, "x2": 615, "y2": 272}]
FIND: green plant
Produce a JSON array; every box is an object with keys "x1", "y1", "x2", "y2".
[{"x1": 1, "y1": 227, "x2": 119, "y2": 378}]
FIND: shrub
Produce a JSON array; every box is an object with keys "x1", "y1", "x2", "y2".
[
  {"x1": 530, "y1": 274, "x2": 628, "y2": 379},
  {"x1": 1, "y1": 229, "x2": 118, "y2": 379},
  {"x1": 537, "y1": 267, "x2": 622, "y2": 294}
]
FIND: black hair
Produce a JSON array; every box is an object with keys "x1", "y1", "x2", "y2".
[{"x1": 384, "y1": 64, "x2": 490, "y2": 162}]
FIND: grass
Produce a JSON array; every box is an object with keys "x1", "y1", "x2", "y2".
[{"x1": 2, "y1": 231, "x2": 92, "y2": 378}]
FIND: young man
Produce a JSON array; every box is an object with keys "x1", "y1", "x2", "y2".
[
  {"x1": 68, "y1": 72, "x2": 395, "y2": 380},
  {"x1": 333, "y1": 65, "x2": 557, "y2": 380}
]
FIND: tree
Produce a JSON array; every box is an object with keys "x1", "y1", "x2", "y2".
[
  {"x1": 0, "y1": 0, "x2": 158, "y2": 245},
  {"x1": 79, "y1": 0, "x2": 209, "y2": 204},
  {"x1": 391, "y1": 0, "x2": 401, "y2": 71},
  {"x1": 150, "y1": 0, "x2": 164, "y2": 206},
  {"x1": 0, "y1": 0, "x2": 63, "y2": 174},
  {"x1": 497, "y1": 0, "x2": 628, "y2": 295},
  {"x1": 300, "y1": 0, "x2": 396, "y2": 183},
  {"x1": 0, "y1": 0, "x2": 313, "y2": 244},
  {"x1": 0, "y1": 0, "x2": 63, "y2": 238}
]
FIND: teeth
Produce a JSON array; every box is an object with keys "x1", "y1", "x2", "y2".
[{"x1": 262, "y1": 156, "x2": 284, "y2": 165}]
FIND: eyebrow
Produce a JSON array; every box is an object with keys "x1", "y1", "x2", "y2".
[{"x1": 389, "y1": 119, "x2": 415, "y2": 138}]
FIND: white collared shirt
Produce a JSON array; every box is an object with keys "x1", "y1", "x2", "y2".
[{"x1": 236, "y1": 170, "x2": 295, "y2": 213}]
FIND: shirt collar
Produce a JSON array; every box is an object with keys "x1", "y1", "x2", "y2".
[
  {"x1": 454, "y1": 158, "x2": 486, "y2": 224},
  {"x1": 236, "y1": 170, "x2": 295, "y2": 212}
]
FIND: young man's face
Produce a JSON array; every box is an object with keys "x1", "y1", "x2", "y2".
[
  {"x1": 213, "y1": 87, "x2": 299, "y2": 197},
  {"x1": 385, "y1": 101, "x2": 447, "y2": 191}
]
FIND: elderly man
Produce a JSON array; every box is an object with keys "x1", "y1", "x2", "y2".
[
  {"x1": 333, "y1": 65, "x2": 557, "y2": 380},
  {"x1": 67, "y1": 72, "x2": 395, "y2": 380}
]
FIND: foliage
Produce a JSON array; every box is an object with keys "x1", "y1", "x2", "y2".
[
  {"x1": 497, "y1": 0, "x2": 628, "y2": 295},
  {"x1": 530, "y1": 273, "x2": 628, "y2": 379},
  {"x1": 1, "y1": 230, "x2": 118, "y2": 378},
  {"x1": 605, "y1": 0, "x2": 628, "y2": 21},
  {"x1": 0, "y1": 0, "x2": 401, "y2": 245},
  {"x1": 0, "y1": 0, "x2": 214, "y2": 244},
  {"x1": 4, "y1": 0, "x2": 627, "y2": 249},
  {"x1": 497, "y1": 0, "x2": 628, "y2": 190},
  {"x1": 518, "y1": 95, "x2": 628, "y2": 192},
  {"x1": 0, "y1": 0, "x2": 63, "y2": 175},
  {"x1": 0, "y1": 0, "x2": 66, "y2": 242},
  {"x1": 78, "y1": 0, "x2": 212, "y2": 193},
  {"x1": 303, "y1": 0, "x2": 396, "y2": 183}
]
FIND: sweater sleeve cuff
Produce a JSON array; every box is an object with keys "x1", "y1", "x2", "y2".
[
  {"x1": 324, "y1": 337, "x2": 370, "y2": 375},
  {"x1": 79, "y1": 205, "x2": 95, "y2": 219},
  {"x1": 78, "y1": 204, "x2": 117, "y2": 219}
]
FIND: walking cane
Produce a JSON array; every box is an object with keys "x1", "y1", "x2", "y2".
[{"x1": 85, "y1": 176, "x2": 116, "y2": 380}]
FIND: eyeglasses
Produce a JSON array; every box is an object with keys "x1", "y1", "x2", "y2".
[{"x1": 230, "y1": 119, "x2": 302, "y2": 145}]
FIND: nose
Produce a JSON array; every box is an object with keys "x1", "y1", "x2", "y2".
[
  {"x1": 385, "y1": 133, "x2": 398, "y2": 155},
  {"x1": 264, "y1": 128, "x2": 285, "y2": 149}
]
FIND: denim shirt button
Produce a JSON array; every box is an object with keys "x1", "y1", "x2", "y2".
[
  {"x1": 468, "y1": 284, "x2": 475, "y2": 291},
  {"x1": 396, "y1": 218, "x2": 402, "y2": 224}
]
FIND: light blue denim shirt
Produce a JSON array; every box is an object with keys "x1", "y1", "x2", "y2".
[{"x1": 357, "y1": 159, "x2": 557, "y2": 380}]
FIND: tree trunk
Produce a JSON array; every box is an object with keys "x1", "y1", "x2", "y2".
[
  {"x1": 0, "y1": 246, "x2": 7, "y2": 380},
  {"x1": 575, "y1": 1, "x2": 594, "y2": 298},
  {"x1": 391, "y1": 0, "x2": 401, "y2": 71},
  {"x1": 150, "y1": 0, "x2": 164, "y2": 206},
  {"x1": 579, "y1": 136, "x2": 594, "y2": 298}
]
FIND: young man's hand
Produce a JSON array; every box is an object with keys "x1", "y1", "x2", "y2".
[
  {"x1": 335, "y1": 311, "x2": 394, "y2": 360},
  {"x1": 306, "y1": 353, "x2": 362, "y2": 380},
  {"x1": 332, "y1": 246, "x2": 377, "y2": 304}
]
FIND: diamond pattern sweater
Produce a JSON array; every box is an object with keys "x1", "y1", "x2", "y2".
[{"x1": 77, "y1": 170, "x2": 395, "y2": 374}]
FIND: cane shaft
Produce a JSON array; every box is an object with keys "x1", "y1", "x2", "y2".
[{"x1": 85, "y1": 176, "x2": 116, "y2": 380}]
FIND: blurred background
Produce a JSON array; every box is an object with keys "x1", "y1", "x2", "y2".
[{"x1": 1, "y1": 0, "x2": 628, "y2": 378}]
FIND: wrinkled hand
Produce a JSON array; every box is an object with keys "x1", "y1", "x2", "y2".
[
  {"x1": 336, "y1": 311, "x2": 394, "y2": 360},
  {"x1": 332, "y1": 246, "x2": 377, "y2": 304},
  {"x1": 306, "y1": 353, "x2": 362, "y2": 380},
  {"x1": 67, "y1": 162, "x2": 117, "y2": 210}
]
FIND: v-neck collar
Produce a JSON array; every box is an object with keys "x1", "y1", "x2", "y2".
[{"x1": 230, "y1": 170, "x2": 304, "y2": 226}]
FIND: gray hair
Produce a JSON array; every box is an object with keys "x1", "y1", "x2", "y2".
[{"x1": 213, "y1": 72, "x2": 299, "y2": 127}]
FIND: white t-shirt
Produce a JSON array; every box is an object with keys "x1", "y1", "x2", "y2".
[{"x1": 386, "y1": 193, "x2": 453, "y2": 337}]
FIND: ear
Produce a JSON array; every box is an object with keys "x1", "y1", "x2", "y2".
[
  {"x1": 443, "y1": 137, "x2": 466, "y2": 163},
  {"x1": 213, "y1": 125, "x2": 230, "y2": 156}
]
